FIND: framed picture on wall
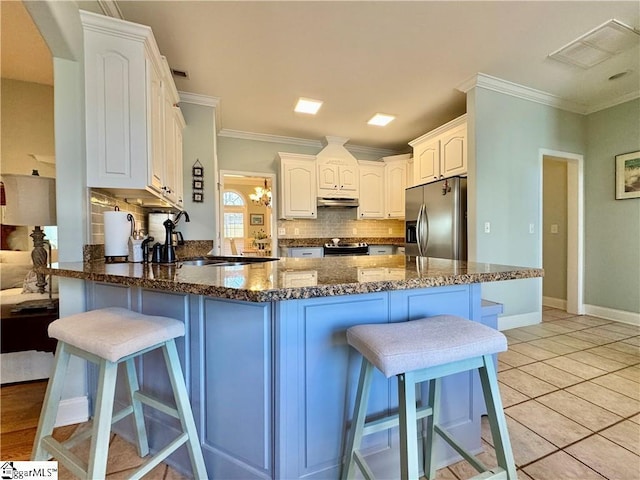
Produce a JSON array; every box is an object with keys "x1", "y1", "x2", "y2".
[
  {"x1": 250, "y1": 213, "x2": 264, "y2": 226},
  {"x1": 193, "y1": 179, "x2": 203, "y2": 189},
  {"x1": 616, "y1": 150, "x2": 640, "y2": 199},
  {"x1": 193, "y1": 192, "x2": 203, "y2": 203}
]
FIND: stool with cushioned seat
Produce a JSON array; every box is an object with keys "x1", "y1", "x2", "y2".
[
  {"x1": 31, "y1": 307, "x2": 207, "y2": 479},
  {"x1": 342, "y1": 315, "x2": 516, "y2": 480}
]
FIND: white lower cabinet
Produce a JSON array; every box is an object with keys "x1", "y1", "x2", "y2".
[
  {"x1": 368, "y1": 245, "x2": 395, "y2": 255},
  {"x1": 284, "y1": 247, "x2": 323, "y2": 258}
]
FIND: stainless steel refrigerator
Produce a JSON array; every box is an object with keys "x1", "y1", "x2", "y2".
[{"x1": 405, "y1": 177, "x2": 467, "y2": 259}]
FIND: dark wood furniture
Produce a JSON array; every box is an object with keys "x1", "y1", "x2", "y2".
[{"x1": 1, "y1": 300, "x2": 59, "y2": 353}]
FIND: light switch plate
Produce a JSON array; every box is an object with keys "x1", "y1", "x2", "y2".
[
  {"x1": 551, "y1": 224, "x2": 558, "y2": 234},
  {"x1": 278, "y1": 227, "x2": 286, "y2": 235},
  {"x1": 484, "y1": 222, "x2": 491, "y2": 233}
]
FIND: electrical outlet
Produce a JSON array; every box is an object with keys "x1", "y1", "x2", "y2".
[
  {"x1": 388, "y1": 227, "x2": 393, "y2": 234},
  {"x1": 278, "y1": 227, "x2": 286, "y2": 236},
  {"x1": 484, "y1": 222, "x2": 491, "y2": 233},
  {"x1": 352, "y1": 228, "x2": 357, "y2": 235},
  {"x1": 294, "y1": 228, "x2": 299, "y2": 235},
  {"x1": 550, "y1": 224, "x2": 558, "y2": 234}
]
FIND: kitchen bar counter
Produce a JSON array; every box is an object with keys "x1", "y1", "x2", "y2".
[
  {"x1": 48, "y1": 255, "x2": 541, "y2": 302},
  {"x1": 55, "y1": 255, "x2": 541, "y2": 479}
]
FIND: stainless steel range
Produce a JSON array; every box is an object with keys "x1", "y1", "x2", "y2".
[{"x1": 323, "y1": 242, "x2": 369, "y2": 256}]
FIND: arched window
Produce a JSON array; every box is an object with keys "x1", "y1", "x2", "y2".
[{"x1": 223, "y1": 190, "x2": 246, "y2": 254}]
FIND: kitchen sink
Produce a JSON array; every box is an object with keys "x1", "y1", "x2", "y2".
[{"x1": 179, "y1": 256, "x2": 278, "y2": 267}]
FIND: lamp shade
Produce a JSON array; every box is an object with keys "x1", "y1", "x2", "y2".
[{"x1": 1, "y1": 173, "x2": 57, "y2": 226}]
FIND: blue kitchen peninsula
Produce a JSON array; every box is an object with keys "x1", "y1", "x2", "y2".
[{"x1": 49, "y1": 255, "x2": 542, "y2": 479}]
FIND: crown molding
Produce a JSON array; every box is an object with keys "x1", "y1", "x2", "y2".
[
  {"x1": 585, "y1": 90, "x2": 640, "y2": 115},
  {"x1": 218, "y1": 129, "x2": 399, "y2": 158},
  {"x1": 457, "y1": 73, "x2": 588, "y2": 114},
  {"x1": 178, "y1": 91, "x2": 220, "y2": 108}
]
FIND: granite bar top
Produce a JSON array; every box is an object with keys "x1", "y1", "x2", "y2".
[{"x1": 47, "y1": 255, "x2": 543, "y2": 303}]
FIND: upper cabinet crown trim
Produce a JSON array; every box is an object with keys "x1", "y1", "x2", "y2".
[{"x1": 409, "y1": 114, "x2": 467, "y2": 147}]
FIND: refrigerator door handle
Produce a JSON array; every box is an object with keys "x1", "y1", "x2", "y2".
[
  {"x1": 416, "y1": 204, "x2": 424, "y2": 256},
  {"x1": 422, "y1": 204, "x2": 430, "y2": 255}
]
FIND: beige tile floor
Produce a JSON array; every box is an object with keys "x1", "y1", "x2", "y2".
[
  {"x1": 435, "y1": 307, "x2": 640, "y2": 480},
  {"x1": 54, "y1": 307, "x2": 639, "y2": 479}
]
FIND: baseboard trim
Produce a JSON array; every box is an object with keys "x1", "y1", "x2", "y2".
[
  {"x1": 55, "y1": 396, "x2": 89, "y2": 427},
  {"x1": 584, "y1": 304, "x2": 640, "y2": 326},
  {"x1": 543, "y1": 296, "x2": 567, "y2": 310},
  {"x1": 498, "y1": 311, "x2": 541, "y2": 331}
]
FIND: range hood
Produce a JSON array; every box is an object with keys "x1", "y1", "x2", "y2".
[{"x1": 317, "y1": 197, "x2": 359, "y2": 208}]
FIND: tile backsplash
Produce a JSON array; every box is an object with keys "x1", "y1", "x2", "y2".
[
  {"x1": 90, "y1": 189, "x2": 148, "y2": 245},
  {"x1": 277, "y1": 208, "x2": 404, "y2": 239}
]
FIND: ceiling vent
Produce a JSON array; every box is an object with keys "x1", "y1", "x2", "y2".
[
  {"x1": 170, "y1": 68, "x2": 190, "y2": 79},
  {"x1": 548, "y1": 19, "x2": 640, "y2": 69}
]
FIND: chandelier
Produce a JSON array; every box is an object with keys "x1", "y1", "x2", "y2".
[{"x1": 250, "y1": 179, "x2": 272, "y2": 208}]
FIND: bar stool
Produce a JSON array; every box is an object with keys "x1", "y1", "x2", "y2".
[
  {"x1": 342, "y1": 315, "x2": 516, "y2": 480},
  {"x1": 31, "y1": 307, "x2": 207, "y2": 480}
]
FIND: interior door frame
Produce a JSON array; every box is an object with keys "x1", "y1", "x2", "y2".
[
  {"x1": 539, "y1": 148, "x2": 584, "y2": 315},
  {"x1": 218, "y1": 170, "x2": 277, "y2": 255}
]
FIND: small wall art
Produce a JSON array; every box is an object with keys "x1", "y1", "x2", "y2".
[
  {"x1": 192, "y1": 159, "x2": 204, "y2": 203},
  {"x1": 615, "y1": 150, "x2": 640, "y2": 200},
  {"x1": 250, "y1": 213, "x2": 264, "y2": 226}
]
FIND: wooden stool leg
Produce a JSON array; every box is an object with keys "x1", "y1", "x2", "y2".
[
  {"x1": 124, "y1": 358, "x2": 149, "y2": 457},
  {"x1": 479, "y1": 355, "x2": 516, "y2": 480},
  {"x1": 422, "y1": 378, "x2": 439, "y2": 479},
  {"x1": 162, "y1": 340, "x2": 208, "y2": 479},
  {"x1": 398, "y1": 371, "x2": 419, "y2": 480},
  {"x1": 341, "y1": 358, "x2": 375, "y2": 480},
  {"x1": 31, "y1": 342, "x2": 71, "y2": 461},
  {"x1": 87, "y1": 359, "x2": 118, "y2": 480}
]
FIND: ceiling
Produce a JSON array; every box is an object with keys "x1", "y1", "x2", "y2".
[{"x1": 4, "y1": 1, "x2": 640, "y2": 152}]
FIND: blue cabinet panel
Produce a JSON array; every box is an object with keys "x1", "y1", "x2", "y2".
[{"x1": 200, "y1": 298, "x2": 272, "y2": 479}]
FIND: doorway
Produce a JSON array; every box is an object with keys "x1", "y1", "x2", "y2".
[
  {"x1": 218, "y1": 171, "x2": 276, "y2": 256},
  {"x1": 540, "y1": 149, "x2": 584, "y2": 315}
]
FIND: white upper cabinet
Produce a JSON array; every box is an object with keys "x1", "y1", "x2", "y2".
[
  {"x1": 317, "y1": 163, "x2": 359, "y2": 197},
  {"x1": 409, "y1": 114, "x2": 467, "y2": 186},
  {"x1": 384, "y1": 155, "x2": 408, "y2": 218},
  {"x1": 81, "y1": 11, "x2": 185, "y2": 209},
  {"x1": 278, "y1": 153, "x2": 317, "y2": 219},
  {"x1": 357, "y1": 161, "x2": 385, "y2": 219}
]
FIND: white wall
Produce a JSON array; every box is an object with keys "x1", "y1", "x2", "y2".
[
  {"x1": 585, "y1": 99, "x2": 640, "y2": 315},
  {"x1": 179, "y1": 102, "x2": 218, "y2": 241},
  {"x1": 468, "y1": 87, "x2": 586, "y2": 323}
]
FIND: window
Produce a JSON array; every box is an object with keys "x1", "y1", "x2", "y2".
[{"x1": 223, "y1": 190, "x2": 246, "y2": 254}]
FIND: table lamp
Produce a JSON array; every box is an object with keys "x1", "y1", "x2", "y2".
[{"x1": 1, "y1": 172, "x2": 57, "y2": 296}]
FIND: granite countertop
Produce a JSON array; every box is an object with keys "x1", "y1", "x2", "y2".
[
  {"x1": 47, "y1": 255, "x2": 543, "y2": 303},
  {"x1": 278, "y1": 237, "x2": 405, "y2": 247}
]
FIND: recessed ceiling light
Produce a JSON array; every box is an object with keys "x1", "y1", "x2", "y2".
[
  {"x1": 294, "y1": 98, "x2": 323, "y2": 115},
  {"x1": 368, "y1": 113, "x2": 395, "y2": 127}
]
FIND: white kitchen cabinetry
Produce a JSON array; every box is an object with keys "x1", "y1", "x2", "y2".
[
  {"x1": 383, "y1": 154, "x2": 409, "y2": 218},
  {"x1": 81, "y1": 11, "x2": 185, "y2": 209},
  {"x1": 357, "y1": 161, "x2": 385, "y2": 219},
  {"x1": 317, "y1": 163, "x2": 359, "y2": 197},
  {"x1": 369, "y1": 245, "x2": 395, "y2": 256},
  {"x1": 284, "y1": 247, "x2": 323, "y2": 258},
  {"x1": 410, "y1": 115, "x2": 467, "y2": 186},
  {"x1": 277, "y1": 153, "x2": 317, "y2": 219}
]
